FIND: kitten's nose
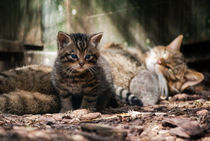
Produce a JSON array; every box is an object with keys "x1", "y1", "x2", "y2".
[{"x1": 79, "y1": 62, "x2": 85, "y2": 67}]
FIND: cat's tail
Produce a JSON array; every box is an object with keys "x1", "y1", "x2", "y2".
[
  {"x1": 114, "y1": 85, "x2": 143, "y2": 106},
  {"x1": 0, "y1": 90, "x2": 60, "y2": 115}
]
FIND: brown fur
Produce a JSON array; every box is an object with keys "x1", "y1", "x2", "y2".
[
  {"x1": 51, "y1": 32, "x2": 115, "y2": 112},
  {"x1": 0, "y1": 33, "x2": 138, "y2": 115},
  {"x1": 0, "y1": 65, "x2": 60, "y2": 115},
  {"x1": 0, "y1": 35, "x2": 204, "y2": 114},
  {"x1": 101, "y1": 44, "x2": 160, "y2": 105},
  {"x1": 145, "y1": 35, "x2": 204, "y2": 97},
  {"x1": 102, "y1": 35, "x2": 204, "y2": 105}
]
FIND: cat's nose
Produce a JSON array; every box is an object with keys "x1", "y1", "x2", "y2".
[
  {"x1": 157, "y1": 59, "x2": 162, "y2": 65},
  {"x1": 79, "y1": 62, "x2": 85, "y2": 67},
  {"x1": 157, "y1": 58, "x2": 165, "y2": 65}
]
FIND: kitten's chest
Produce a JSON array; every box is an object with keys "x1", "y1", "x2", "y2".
[{"x1": 63, "y1": 72, "x2": 98, "y2": 94}]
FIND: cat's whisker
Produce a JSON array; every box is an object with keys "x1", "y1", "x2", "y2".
[{"x1": 157, "y1": 72, "x2": 168, "y2": 99}]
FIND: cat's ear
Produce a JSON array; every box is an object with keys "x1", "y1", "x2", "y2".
[
  {"x1": 181, "y1": 69, "x2": 204, "y2": 91},
  {"x1": 167, "y1": 35, "x2": 183, "y2": 52},
  {"x1": 89, "y1": 32, "x2": 103, "y2": 47},
  {"x1": 57, "y1": 31, "x2": 72, "y2": 49}
]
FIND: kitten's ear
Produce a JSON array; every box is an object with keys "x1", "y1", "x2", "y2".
[
  {"x1": 57, "y1": 31, "x2": 72, "y2": 49},
  {"x1": 181, "y1": 69, "x2": 204, "y2": 91},
  {"x1": 89, "y1": 32, "x2": 103, "y2": 47},
  {"x1": 167, "y1": 35, "x2": 183, "y2": 52}
]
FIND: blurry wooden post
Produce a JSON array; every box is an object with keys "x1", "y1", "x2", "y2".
[{"x1": 65, "y1": 0, "x2": 72, "y2": 33}]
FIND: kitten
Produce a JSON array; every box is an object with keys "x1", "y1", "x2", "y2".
[
  {"x1": 102, "y1": 35, "x2": 204, "y2": 105},
  {"x1": 51, "y1": 31, "x2": 118, "y2": 112}
]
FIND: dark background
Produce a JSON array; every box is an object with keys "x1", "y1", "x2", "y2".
[{"x1": 0, "y1": 0, "x2": 210, "y2": 71}]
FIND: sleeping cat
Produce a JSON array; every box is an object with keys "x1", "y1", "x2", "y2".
[
  {"x1": 102, "y1": 35, "x2": 204, "y2": 105},
  {"x1": 144, "y1": 35, "x2": 204, "y2": 97},
  {"x1": 0, "y1": 31, "x2": 142, "y2": 115}
]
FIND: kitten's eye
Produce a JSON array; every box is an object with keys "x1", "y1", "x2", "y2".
[
  {"x1": 85, "y1": 55, "x2": 91, "y2": 60},
  {"x1": 71, "y1": 54, "x2": 78, "y2": 59}
]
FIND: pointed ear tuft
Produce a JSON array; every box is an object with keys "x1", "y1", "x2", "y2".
[
  {"x1": 90, "y1": 32, "x2": 103, "y2": 47},
  {"x1": 181, "y1": 69, "x2": 204, "y2": 91},
  {"x1": 57, "y1": 31, "x2": 71, "y2": 49},
  {"x1": 167, "y1": 35, "x2": 183, "y2": 52}
]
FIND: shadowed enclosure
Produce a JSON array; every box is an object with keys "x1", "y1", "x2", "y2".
[{"x1": 0, "y1": 0, "x2": 210, "y2": 71}]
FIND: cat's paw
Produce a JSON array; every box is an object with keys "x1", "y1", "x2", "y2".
[
  {"x1": 169, "y1": 93, "x2": 200, "y2": 101},
  {"x1": 130, "y1": 97, "x2": 143, "y2": 106}
]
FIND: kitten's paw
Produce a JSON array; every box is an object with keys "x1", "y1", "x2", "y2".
[
  {"x1": 87, "y1": 107, "x2": 96, "y2": 112},
  {"x1": 60, "y1": 107, "x2": 73, "y2": 113}
]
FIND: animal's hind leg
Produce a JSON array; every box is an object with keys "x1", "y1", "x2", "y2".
[
  {"x1": 129, "y1": 69, "x2": 160, "y2": 106},
  {"x1": 0, "y1": 90, "x2": 60, "y2": 115}
]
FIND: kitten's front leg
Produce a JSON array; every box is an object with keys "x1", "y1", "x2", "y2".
[
  {"x1": 80, "y1": 95, "x2": 97, "y2": 111},
  {"x1": 60, "y1": 95, "x2": 73, "y2": 113}
]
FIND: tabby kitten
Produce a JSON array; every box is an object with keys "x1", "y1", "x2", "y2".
[
  {"x1": 51, "y1": 31, "x2": 115, "y2": 112},
  {"x1": 102, "y1": 35, "x2": 204, "y2": 105}
]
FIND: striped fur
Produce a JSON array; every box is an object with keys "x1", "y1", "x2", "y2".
[
  {"x1": 114, "y1": 85, "x2": 143, "y2": 106},
  {"x1": 0, "y1": 33, "x2": 142, "y2": 115},
  {"x1": 0, "y1": 34, "x2": 203, "y2": 114},
  {"x1": 52, "y1": 32, "x2": 115, "y2": 112},
  {"x1": 0, "y1": 65, "x2": 60, "y2": 115},
  {"x1": 101, "y1": 44, "x2": 160, "y2": 106},
  {"x1": 144, "y1": 35, "x2": 203, "y2": 97},
  {"x1": 103, "y1": 35, "x2": 204, "y2": 105}
]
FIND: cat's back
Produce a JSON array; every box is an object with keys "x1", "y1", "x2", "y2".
[{"x1": 101, "y1": 43, "x2": 142, "y2": 88}]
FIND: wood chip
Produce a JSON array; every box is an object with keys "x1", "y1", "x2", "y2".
[
  {"x1": 80, "y1": 112, "x2": 101, "y2": 120},
  {"x1": 162, "y1": 118, "x2": 205, "y2": 138},
  {"x1": 81, "y1": 123, "x2": 127, "y2": 140}
]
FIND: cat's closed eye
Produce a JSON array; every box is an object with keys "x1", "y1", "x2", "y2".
[{"x1": 168, "y1": 68, "x2": 174, "y2": 73}]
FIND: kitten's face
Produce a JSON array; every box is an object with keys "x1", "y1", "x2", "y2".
[
  {"x1": 145, "y1": 35, "x2": 204, "y2": 97},
  {"x1": 57, "y1": 32, "x2": 103, "y2": 72}
]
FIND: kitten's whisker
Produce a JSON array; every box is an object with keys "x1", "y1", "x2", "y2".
[
  {"x1": 66, "y1": 67, "x2": 74, "y2": 73},
  {"x1": 88, "y1": 68, "x2": 94, "y2": 77},
  {"x1": 90, "y1": 67, "x2": 97, "y2": 73}
]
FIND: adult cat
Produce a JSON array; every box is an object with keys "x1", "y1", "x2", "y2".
[{"x1": 102, "y1": 35, "x2": 204, "y2": 105}]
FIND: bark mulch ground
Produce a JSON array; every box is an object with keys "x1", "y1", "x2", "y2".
[{"x1": 0, "y1": 92, "x2": 209, "y2": 141}]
